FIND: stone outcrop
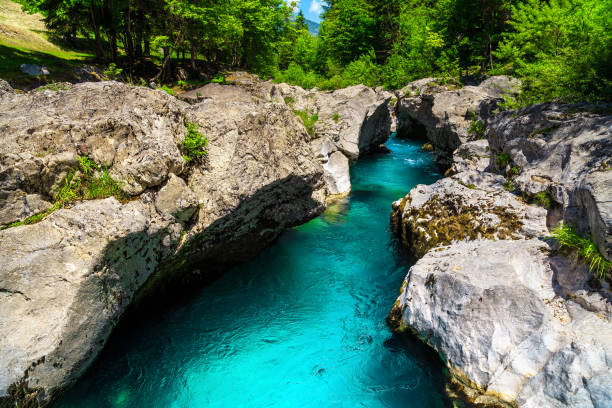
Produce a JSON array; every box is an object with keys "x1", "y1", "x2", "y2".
[
  {"x1": 396, "y1": 76, "x2": 520, "y2": 165},
  {"x1": 487, "y1": 102, "x2": 612, "y2": 261},
  {"x1": 0, "y1": 80, "x2": 332, "y2": 405},
  {"x1": 268, "y1": 82, "x2": 392, "y2": 195},
  {"x1": 391, "y1": 170, "x2": 547, "y2": 259},
  {"x1": 0, "y1": 81, "x2": 186, "y2": 228},
  {"x1": 389, "y1": 99, "x2": 611, "y2": 408},
  {"x1": 390, "y1": 239, "x2": 612, "y2": 408}
]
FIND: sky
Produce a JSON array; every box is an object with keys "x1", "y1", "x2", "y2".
[{"x1": 286, "y1": 0, "x2": 324, "y2": 23}]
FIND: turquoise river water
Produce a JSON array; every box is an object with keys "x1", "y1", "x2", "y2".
[{"x1": 55, "y1": 136, "x2": 448, "y2": 408}]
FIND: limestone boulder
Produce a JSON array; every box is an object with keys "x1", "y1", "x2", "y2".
[
  {"x1": 0, "y1": 81, "x2": 187, "y2": 227},
  {"x1": 0, "y1": 197, "x2": 184, "y2": 404},
  {"x1": 487, "y1": 102, "x2": 612, "y2": 260},
  {"x1": 390, "y1": 239, "x2": 612, "y2": 408},
  {"x1": 391, "y1": 170, "x2": 548, "y2": 259},
  {"x1": 396, "y1": 76, "x2": 519, "y2": 164},
  {"x1": 449, "y1": 139, "x2": 491, "y2": 174}
]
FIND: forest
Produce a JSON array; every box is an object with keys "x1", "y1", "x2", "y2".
[{"x1": 18, "y1": 0, "x2": 612, "y2": 105}]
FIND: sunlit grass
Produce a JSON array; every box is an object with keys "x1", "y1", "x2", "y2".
[{"x1": 550, "y1": 224, "x2": 611, "y2": 279}]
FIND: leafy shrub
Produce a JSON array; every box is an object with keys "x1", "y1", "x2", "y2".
[
  {"x1": 468, "y1": 112, "x2": 485, "y2": 139},
  {"x1": 182, "y1": 120, "x2": 208, "y2": 162},
  {"x1": 211, "y1": 74, "x2": 227, "y2": 84},
  {"x1": 332, "y1": 113, "x2": 340, "y2": 122},
  {"x1": 104, "y1": 63, "x2": 123, "y2": 80},
  {"x1": 551, "y1": 224, "x2": 611, "y2": 279},
  {"x1": 293, "y1": 109, "x2": 318, "y2": 137},
  {"x1": 498, "y1": 152, "x2": 511, "y2": 168},
  {"x1": 158, "y1": 85, "x2": 174, "y2": 96},
  {"x1": 533, "y1": 191, "x2": 553, "y2": 209}
]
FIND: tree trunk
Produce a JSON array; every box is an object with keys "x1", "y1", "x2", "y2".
[
  {"x1": 89, "y1": 4, "x2": 105, "y2": 60},
  {"x1": 190, "y1": 43, "x2": 197, "y2": 71},
  {"x1": 125, "y1": 0, "x2": 134, "y2": 76},
  {"x1": 110, "y1": 29, "x2": 118, "y2": 62},
  {"x1": 135, "y1": 10, "x2": 144, "y2": 60},
  {"x1": 153, "y1": 29, "x2": 184, "y2": 82}
]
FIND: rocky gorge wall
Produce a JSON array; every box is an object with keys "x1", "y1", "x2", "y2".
[
  {"x1": 389, "y1": 78, "x2": 612, "y2": 407},
  {"x1": 0, "y1": 76, "x2": 392, "y2": 406}
]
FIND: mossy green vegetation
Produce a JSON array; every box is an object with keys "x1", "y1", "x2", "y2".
[
  {"x1": 103, "y1": 63, "x2": 123, "y2": 80},
  {"x1": 551, "y1": 224, "x2": 611, "y2": 279},
  {"x1": 56, "y1": 156, "x2": 127, "y2": 205},
  {"x1": 1, "y1": 156, "x2": 126, "y2": 230},
  {"x1": 532, "y1": 191, "x2": 553, "y2": 209},
  {"x1": 182, "y1": 120, "x2": 208, "y2": 163},
  {"x1": 158, "y1": 85, "x2": 174, "y2": 96},
  {"x1": 293, "y1": 109, "x2": 318, "y2": 137},
  {"x1": 35, "y1": 82, "x2": 71, "y2": 91},
  {"x1": 497, "y1": 152, "x2": 511, "y2": 168},
  {"x1": 332, "y1": 113, "x2": 340, "y2": 123},
  {"x1": 467, "y1": 112, "x2": 485, "y2": 140}
]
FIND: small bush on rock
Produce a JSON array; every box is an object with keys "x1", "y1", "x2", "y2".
[
  {"x1": 551, "y1": 224, "x2": 611, "y2": 279},
  {"x1": 182, "y1": 120, "x2": 208, "y2": 163},
  {"x1": 293, "y1": 109, "x2": 318, "y2": 137}
]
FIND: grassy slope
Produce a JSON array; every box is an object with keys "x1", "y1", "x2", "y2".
[{"x1": 0, "y1": 0, "x2": 93, "y2": 86}]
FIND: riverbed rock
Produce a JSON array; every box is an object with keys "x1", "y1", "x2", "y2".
[
  {"x1": 396, "y1": 76, "x2": 519, "y2": 164},
  {"x1": 0, "y1": 197, "x2": 183, "y2": 404},
  {"x1": 487, "y1": 102, "x2": 612, "y2": 260},
  {"x1": 390, "y1": 239, "x2": 612, "y2": 408},
  {"x1": 0, "y1": 81, "x2": 187, "y2": 228},
  {"x1": 0, "y1": 80, "x2": 328, "y2": 406},
  {"x1": 391, "y1": 171, "x2": 548, "y2": 259},
  {"x1": 449, "y1": 139, "x2": 491, "y2": 174},
  {"x1": 0, "y1": 79, "x2": 13, "y2": 94}
]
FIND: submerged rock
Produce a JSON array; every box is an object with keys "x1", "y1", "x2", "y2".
[{"x1": 390, "y1": 239, "x2": 612, "y2": 408}]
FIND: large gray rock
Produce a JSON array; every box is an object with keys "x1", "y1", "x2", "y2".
[
  {"x1": 449, "y1": 139, "x2": 491, "y2": 174},
  {"x1": 0, "y1": 81, "x2": 187, "y2": 227},
  {"x1": 0, "y1": 197, "x2": 185, "y2": 403},
  {"x1": 391, "y1": 170, "x2": 548, "y2": 258},
  {"x1": 0, "y1": 81, "x2": 327, "y2": 406},
  {"x1": 487, "y1": 103, "x2": 612, "y2": 260},
  {"x1": 390, "y1": 239, "x2": 612, "y2": 408},
  {"x1": 0, "y1": 79, "x2": 13, "y2": 95},
  {"x1": 396, "y1": 76, "x2": 519, "y2": 164}
]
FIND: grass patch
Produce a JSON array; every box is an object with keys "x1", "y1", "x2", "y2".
[
  {"x1": 532, "y1": 191, "x2": 553, "y2": 209},
  {"x1": 1, "y1": 156, "x2": 126, "y2": 230},
  {"x1": 497, "y1": 152, "x2": 511, "y2": 168},
  {"x1": 467, "y1": 111, "x2": 485, "y2": 140},
  {"x1": 332, "y1": 112, "x2": 340, "y2": 122},
  {"x1": 550, "y1": 224, "x2": 611, "y2": 279},
  {"x1": 158, "y1": 85, "x2": 174, "y2": 96},
  {"x1": 293, "y1": 109, "x2": 318, "y2": 137},
  {"x1": 0, "y1": 0, "x2": 94, "y2": 87},
  {"x1": 56, "y1": 156, "x2": 127, "y2": 205},
  {"x1": 284, "y1": 96, "x2": 295, "y2": 106},
  {"x1": 182, "y1": 120, "x2": 208, "y2": 163},
  {"x1": 36, "y1": 82, "x2": 70, "y2": 91},
  {"x1": 1, "y1": 203, "x2": 59, "y2": 230}
]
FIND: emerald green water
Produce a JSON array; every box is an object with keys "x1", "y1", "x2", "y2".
[{"x1": 55, "y1": 136, "x2": 446, "y2": 408}]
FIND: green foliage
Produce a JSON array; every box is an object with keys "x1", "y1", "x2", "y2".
[
  {"x1": 467, "y1": 112, "x2": 485, "y2": 139},
  {"x1": 284, "y1": 96, "x2": 295, "y2": 106},
  {"x1": 495, "y1": 0, "x2": 612, "y2": 104},
  {"x1": 36, "y1": 82, "x2": 70, "y2": 92},
  {"x1": 211, "y1": 74, "x2": 227, "y2": 84},
  {"x1": 551, "y1": 224, "x2": 611, "y2": 279},
  {"x1": 533, "y1": 191, "x2": 553, "y2": 209},
  {"x1": 55, "y1": 157, "x2": 126, "y2": 206},
  {"x1": 1, "y1": 204, "x2": 59, "y2": 230},
  {"x1": 158, "y1": 85, "x2": 174, "y2": 96},
  {"x1": 332, "y1": 113, "x2": 340, "y2": 122},
  {"x1": 293, "y1": 109, "x2": 318, "y2": 137},
  {"x1": 503, "y1": 179, "x2": 515, "y2": 191},
  {"x1": 182, "y1": 120, "x2": 208, "y2": 163},
  {"x1": 498, "y1": 152, "x2": 511, "y2": 168},
  {"x1": 104, "y1": 63, "x2": 123, "y2": 80}
]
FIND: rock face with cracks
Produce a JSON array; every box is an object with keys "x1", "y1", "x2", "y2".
[
  {"x1": 391, "y1": 170, "x2": 548, "y2": 259},
  {"x1": 487, "y1": 102, "x2": 612, "y2": 261},
  {"x1": 395, "y1": 76, "x2": 520, "y2": 164},
  {"x1": 1, "y1": 78, "x2": 385, "y2": 406},
  {"x1": 390, "y1": 239, "x2": 612, "y2": 408}
]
